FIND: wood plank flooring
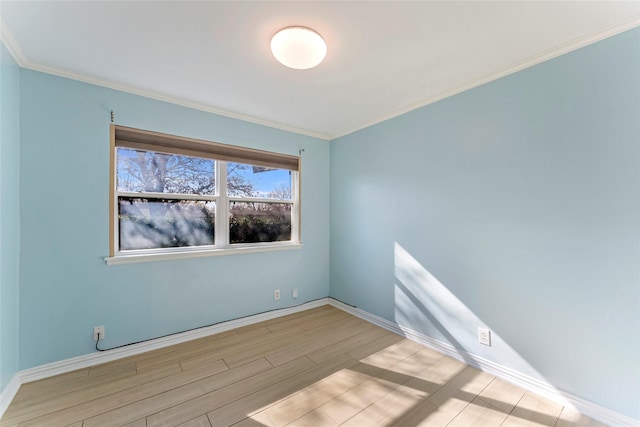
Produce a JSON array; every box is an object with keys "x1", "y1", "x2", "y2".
[{"x1": 1, "y1": 305, "x2": 606, "y2": 427}]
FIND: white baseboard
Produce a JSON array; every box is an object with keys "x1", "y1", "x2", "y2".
[
  {"x1": 20, "y1": 298, "x2": 329, "y2": 384},
  {"x1": 0, "y1": 373, "x2": 21, "y2": 419},
  {"x1": 3, "y1": 297, "x2": 637, "y2": 426},
  {"x1": 328, "y1": 299, "x2": 640, "y2": 427},
  {"x1": 0, "y1": 298, "x2": 329, "y2": 418}
]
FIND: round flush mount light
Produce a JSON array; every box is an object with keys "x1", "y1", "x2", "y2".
[{"x1": 271, "y1": 26, "x2": 327, "y2": 70}]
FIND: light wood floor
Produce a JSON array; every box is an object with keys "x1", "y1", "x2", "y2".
[{"x1": 1, "y1": 305, "x2": 605, "y2": 427}]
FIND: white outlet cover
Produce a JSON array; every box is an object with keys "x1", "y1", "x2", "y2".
[
  {"x1": 93, "y1": 326, "x2": 105, "y2": 340},
  {"x1": 478, "y1": 327, "x2": 491, "y2": 346}
]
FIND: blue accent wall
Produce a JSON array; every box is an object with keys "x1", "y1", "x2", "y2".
[
  {"x1": 330, "y1": 28, "x2": 640, "y2": 419},
  {"x1": 18, "y1": 70, "x2": 330, "y2": 369},
  {"x1": 0, "y1": 41, "x2": 21, "y2": 390}
]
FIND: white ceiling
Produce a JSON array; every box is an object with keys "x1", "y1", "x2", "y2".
[{"x1": 1, "y1": 1, "x2": 639, "y2": 140}]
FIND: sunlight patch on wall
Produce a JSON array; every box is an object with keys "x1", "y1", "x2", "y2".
[{"x1": 393, "y1": 242, "x2": 578, "y2": 413}]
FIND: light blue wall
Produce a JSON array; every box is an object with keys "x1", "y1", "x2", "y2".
[
  {"x1": 7, "y1": 24, "x2": 640, "y2": 421},
  {"x1": 330, "y1": 28, "x2": 640, "y2": 419},
  {"x1": 0, "y1": 41, "x2": 21, "y2": 390},
  {"x1": 18, "y1": 70, "x2": 330, "y2": 369}
]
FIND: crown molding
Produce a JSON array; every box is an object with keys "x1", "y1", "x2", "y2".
[
  {"x1": 3, "y1": 14, "x2": 638, "y2": 142},
  {"x1": 24, "y1": 60, "x2": 333, "y2": 141},
  {"x1": 331, "y1": 15, "x2": 640, "y2": 140},
  {"x1": 0, "y1": 17, "x2": 28, "y2": 66},
  {"x1": 0, "y1": 16, "x2": 330, "y2": 141}
]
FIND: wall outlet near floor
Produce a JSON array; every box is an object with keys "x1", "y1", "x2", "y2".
[
  {"x1": 478, "y1": 327, "x2": 491, "y2": 346},
  {"x1": 292, "y1": 288, "x2": 298, "y2": 299},
  {"x1": 93, "y1": 326, "x2": 105, "y2": 341},
  {"x1": 274, "y1": 289, "x2": 281, "y2": 301}
]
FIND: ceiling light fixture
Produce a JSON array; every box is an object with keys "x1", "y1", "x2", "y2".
[{"x1": 271, "y1": 26, "x2": 327, "y2": 70}]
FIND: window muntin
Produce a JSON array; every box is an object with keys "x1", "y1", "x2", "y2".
[{"x1": 110, "y1": 125, "x2": 300, "y2": 259}]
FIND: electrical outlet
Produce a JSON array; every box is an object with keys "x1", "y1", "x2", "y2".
[
  {"x1": 292, "y1": 288, "x2": 298, "y2": 299},
  {"x1": 478, "y1": 327, "x2": 491, "y2": 346},
  {"x1": 93, "y1": 326, "x2": 105, "y2": 341},
  {"x1": 274, "y1": 289, "x2": 281, "y2": 301}
]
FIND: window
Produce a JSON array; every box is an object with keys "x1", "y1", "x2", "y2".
[{"x1": 108, "y1": 125, "x2": 300, "y2": 263}]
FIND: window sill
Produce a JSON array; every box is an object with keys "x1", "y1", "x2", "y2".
[{"x1": 105, "y1": 243, "x2": 303, "y2": 265}]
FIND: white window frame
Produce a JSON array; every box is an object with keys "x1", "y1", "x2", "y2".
[{"x1": 106, "y1": 125, "x2": 301, "y2": 265}]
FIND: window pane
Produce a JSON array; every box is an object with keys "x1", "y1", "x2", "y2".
[
  {"x1": 227, "y1": 162, "x2": 292, "y2": 199},
  {"x1": 117, "y1": 148, "x2": 215, "y2": 195},
  {"x1": 229, "y1": 202, "x2": 291, "y2": 243},
  {"x1": 119, "y1": 197, "x2": 215, "y2": 250}
]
